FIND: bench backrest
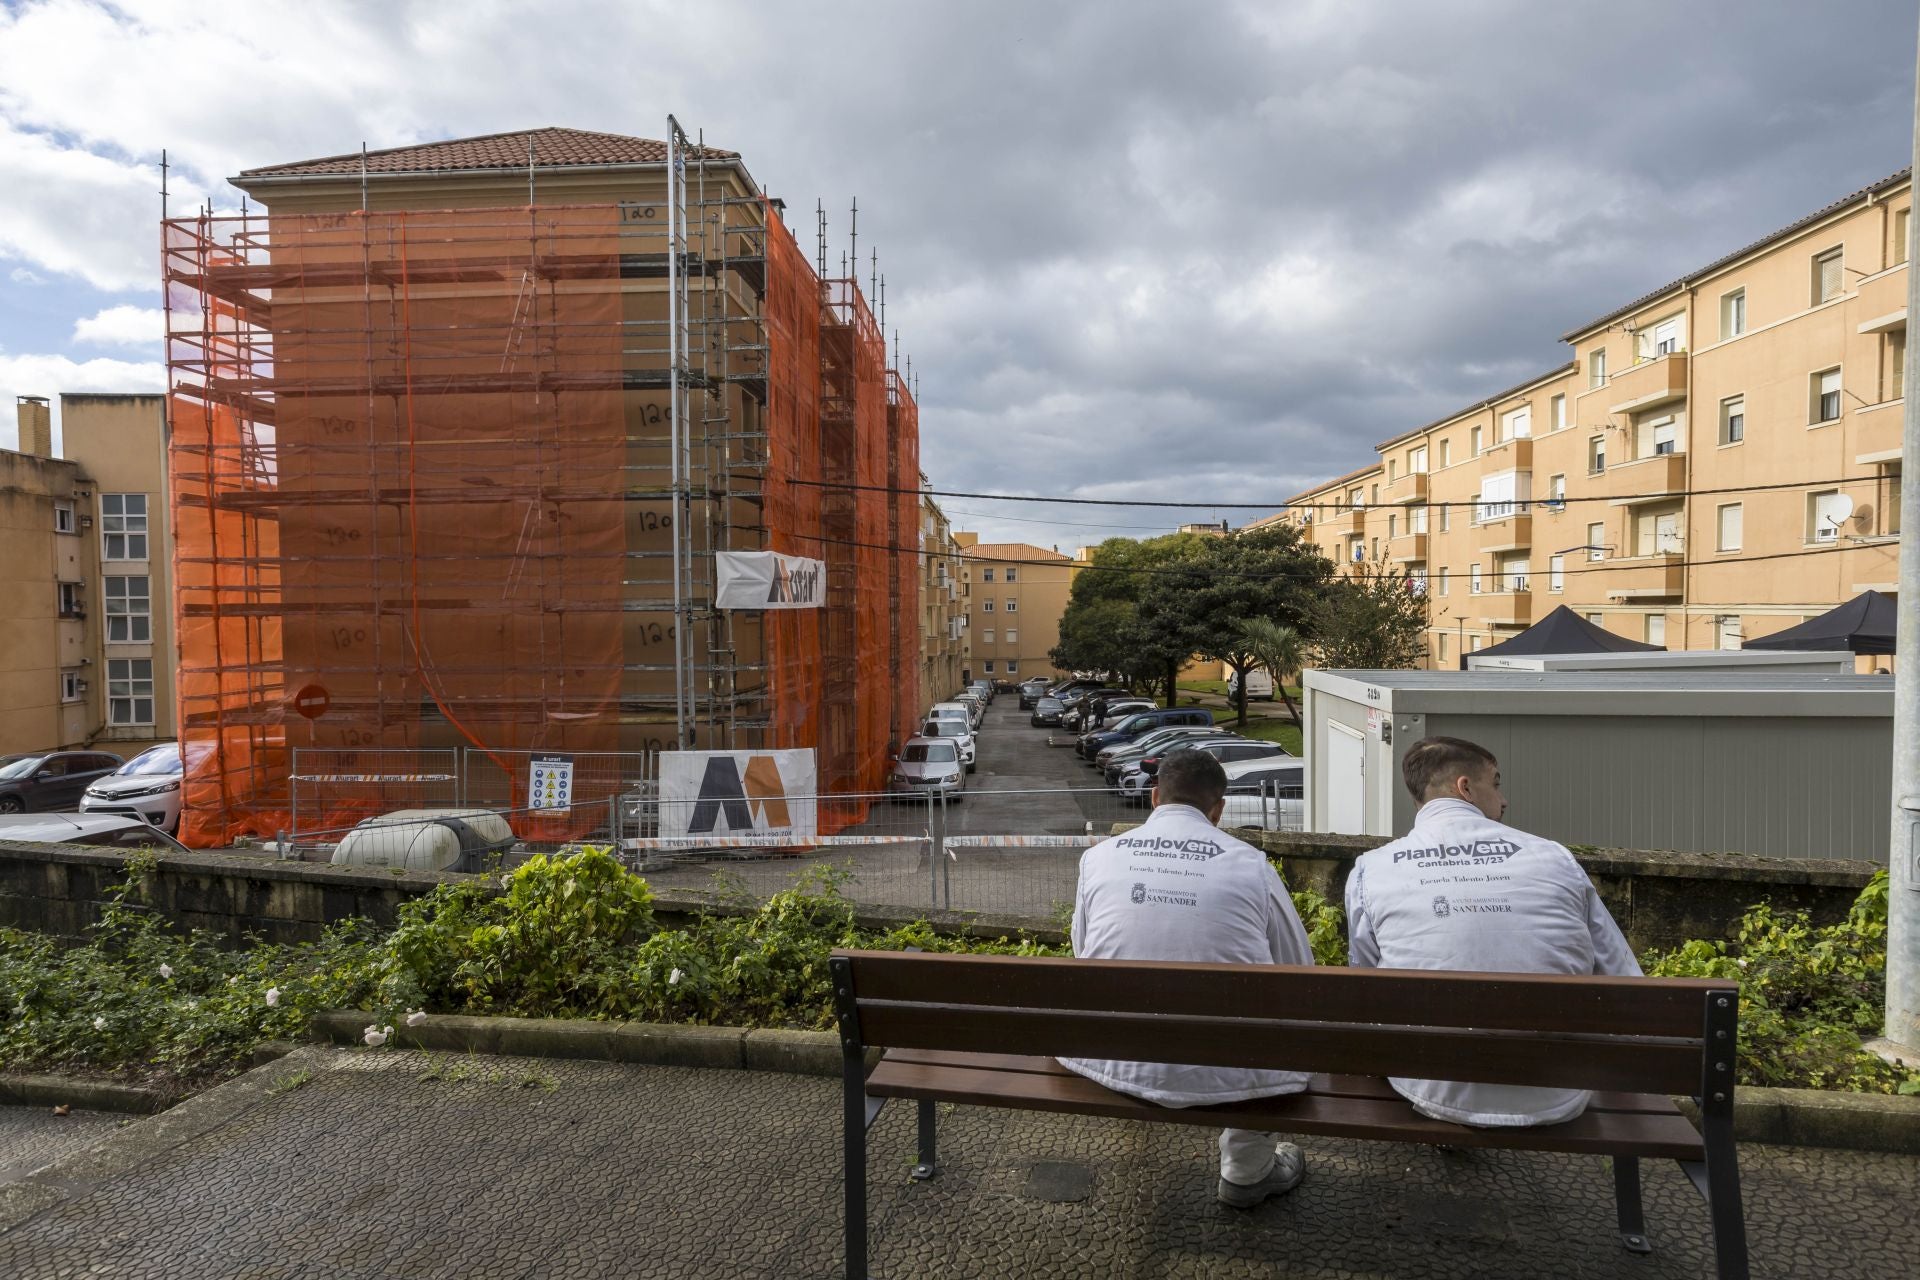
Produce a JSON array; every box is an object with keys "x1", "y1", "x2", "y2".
[{"x1": 830, "y1": 950, "x2": 1736, "y2": 1102}]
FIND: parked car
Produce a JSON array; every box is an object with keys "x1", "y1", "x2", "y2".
[
  {"x1": 1217, "y1": 757, "x2": 1305, "y2": 831},
  {"x1": 1110, "y1": 735, "x2": 1283, "y2": 801},
  {"x1": 1089, "y1": 698, "x2": 1156, "y2": 729},
  {"x1": 919, "y1": 718, "x2": 977, "y2": 772},
  {"x1": 80, "y1": 742, "x2": 205, "y2": 834},
  {"x1": 887, "y1": 737, "x2": 967, "y2": 800},
  {"x1": 1098, "y1": 725, "x2": 1228, "y2": 778},
  {"x1": 0, "y1": 812, "x2": 188, "y2": 852},
  {"x1": 1078, "y1": 707, "x2": 1214, "y2": 760},
  {"x1": 1029, "y1": 695, "x2": 1067, "y2": 727},
  {"x1": 1017, "y1": 677, "x2": 1054, "y2": 710},
  {"x1": 1227, "y1": 669, "x2": 1276, "y2": 702},
  {"x1": 0, "y1": 750, "x2": 125, "y2": 814},
  {"x1": 1059, "y1": 688, "x2": 1132, "y2": 733},
  {"x1": 967, "y1": 679, "x2": 995, "y2": 705},
  {"x1": 952, "y1": 692, "x2": 985, "y2": 728},
  {"x1": 929, "y1": 703, "x2": 973, "y2": 735}
]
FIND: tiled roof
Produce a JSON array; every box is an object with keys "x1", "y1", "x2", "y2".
[
  {"x1": 1562, "y1": 166, "x2": 1912, "y2": 341},
  {"x1": 1373, "y1": 362, "x2": 1577, "y2": 452},
  {"x1": 236, "y1": 127, "x2": 737, "y2": 180},
  {"x1": 1283, "y1": 460, "x2": 1382, "y2": 507},
  {"x1": 965, "y1": 541, "x2": 1071, "y2": 562}
]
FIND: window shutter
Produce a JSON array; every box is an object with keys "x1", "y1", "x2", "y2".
[{"x1": 1819, "y1": 252, "x2": 1842, "y2": 301}]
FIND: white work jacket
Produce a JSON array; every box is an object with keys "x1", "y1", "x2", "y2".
[
  {"x1": 1058, "y1": 803, "x2": 1316, "y2": 1106},
  {"x1": 1345, "y1": 798, "x2": 1641, "y2": 1127}
]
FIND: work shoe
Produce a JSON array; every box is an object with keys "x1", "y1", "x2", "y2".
[{"x1": 1215, "y1": 1142, "x2": 1306, "y2": 1207}]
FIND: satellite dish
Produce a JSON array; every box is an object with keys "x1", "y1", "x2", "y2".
[{"x1": 1825, "y1": 497, "x2": 1856, "y2": 530}]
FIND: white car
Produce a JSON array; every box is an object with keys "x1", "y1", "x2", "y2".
[
  {"x1": 919, "y1": 718, "x2": 977, "y2": 772},
  {"x1": 887, "y1": 737, "x2": 967, "y2": 800},
  {"x1": 1217, "y1": 757, "x2": 1304, "y2": 831},
  {"x1": 80, "y1": 742, "x2": 206, "y2": 835},
  {"x1": 0, "y1": 812, "x2": 189, "y2": 853}
]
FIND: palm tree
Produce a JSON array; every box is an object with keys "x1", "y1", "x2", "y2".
[{"x1": 1234, "y1": 617, "x2": 1305, "y2": 724}]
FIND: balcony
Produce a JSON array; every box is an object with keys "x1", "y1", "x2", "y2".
[
  {"x1": 1476, "y1": 585, "x2": 1534, "y2": 627},
  {"x1": 1480, "y1": 436, "x2": 1532, "y2": 471},
  {"x1": 1598, "y1": 452, "x2": 1686, "y2": 505},
  {"x1": 1476, "y1": 511, "x2": 1532, "y2": 553},
  {"x1": 1606, "y1": 351, "x2": 1688, "y2": 416},
  {"x1": 1854, "y1": 268, "x2": 1908, "y2": 330},
  {"x1": 1319, "y1": 507, "x2": 1366, "y2": 539},
  {"x1": 1387, "y1": 532, "x2": 1428, "y2": 564},
  {"x1": 1382, "y1": 472, "x2": 1428, "y2": 504},
  {"x1": 1599, "y1": 553, "x2": 1686, "y2": 601},
  {"x1": 1854, "y1": 402, "x2": 1903, "y2": 465}
]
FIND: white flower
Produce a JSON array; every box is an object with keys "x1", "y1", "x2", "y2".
[
  {"x1": 158, "y1": 964, "x2": 174, "y2": 980},
  {"x1": 363, "y1": 1024, "x2": 391, "y2": 1047},
  {"x1": 92, "y1": 1016, "x2": 106, "y2": 1031},
  {"x1": 264, "y1": 988, "x2": 280, "y2": 1008},
  {"x1": 405, "y1": 1010, "x2": 427, "y2": 1027},
  {"x1": 227, "y1": 976, "x2": 238, "y2": 986},
  {"x1": 668, "y1": 968, "x2": 684, "y2": 987}
]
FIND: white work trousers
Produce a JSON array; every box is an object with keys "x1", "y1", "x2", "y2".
[{"x1": 1219, "y1": 1129, "x2": 1280, "y2": 1185}]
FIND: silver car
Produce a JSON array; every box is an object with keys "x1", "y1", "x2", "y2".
[
  {"x1": 0, "y1": 812, "x2": 189, "y2": 852},
  {"x1": 919, "y1": 718, "x2": 977, "y2": 772},
  {"x1": 888, "y1": 737, "x2": 967, "y2": 800}
]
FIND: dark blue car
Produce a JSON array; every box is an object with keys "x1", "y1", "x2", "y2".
[{"x1": 1077, "y1": 707, "x2": 1214, "y2": 759}]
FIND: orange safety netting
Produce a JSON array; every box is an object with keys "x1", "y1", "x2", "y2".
[{"x1": 164, "y1": 196, "x2": 920, "y2": 846}]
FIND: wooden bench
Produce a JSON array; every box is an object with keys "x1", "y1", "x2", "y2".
[{"x1": 829, "y1": 950, "x2": 1747, "y2": 1280}]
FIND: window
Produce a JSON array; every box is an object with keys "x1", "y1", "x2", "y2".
[
  {"x1": 1409, "y1": 504, "x2": 1427, "y2": 534},
  {"x1": 1348, "y1": 487, "x2": 1365, "y2": 510},
  {"x1": 1888, "y1": 330, "x2": 1906, "y2": 402},
  {"x1": 54, "y1": 502, "x2": 75, "y2": 534},
  {"x1": 1503, "y1": 406, "x2": 1531, "y2": 439},
  {"x1": 1811, "y1": 367, "x2": 1842, "y2": 423},
  {"x1": 1410, "y1": 445, "x2": 1428, "y2": 473},
  {"x1": 1719, "y1": 395, "x2": 1745, "y2": 446},
  {"x1": 1005, "y1": 660, "x2": 1018, "y2": 675},
  {"x1": 1812, "y1": 247, "x2": 1844, "y2": 304},
  {"x1": 1004, "y1": 568, "x2": 1017, "y2": 583},
  {"x1": 983, "y1": 660, "x2": 994, "y2": 673},
  {"x1": 1891, "y1": 472, "x2": 1904, "y2": 536},
  {"x1": 1588, "y1": 436, "x2": 1606, "y2": 473},
  {"x1": 1639, "y1": 316, "x2": 1682, "y2": 360},
  {"x1": 1650, "y1": 418, "x2": 1677, "y2": 457},
  {"x1": 1549, "y1": 555, "x2": 1565, "y2": 593},
  {"x1": 1719, "y1": 288, "x2": 1746, "y2": 339},
  {"x1": 1496, "y1": 555, "x2": 1529, "y2": 592},
  {"x1": 982, "y1": 600, "x2": 993, "y2": 612},
  {"x1": 1470, "y1": 563, "x2": 1483, "y2": 594},
  {"x1": 1715, "y1": 617, "x2": 1743, "y2": 651},
  {"x1": 982, "y1": 629, "x2": 995, "y2": 643},
  {"x1": 1438, "y1": 505, "x2": 1451, "y2": 533},
  {"x1": 1370, "y1": 537, "x2": 1380, "y2": 559},
  {"x1": 1546, "y1": 474, "x2": 1566, "y2": 510},
  {"x1": 1717, "y1": 503, "x2": 1743, "y2": 552},
  {"x1": 57, "y1": 581, "x2": 83, "y2": 618},
  {"x1": 1387, "y1": 513, "x2": 1398, "y2": 539},
  {"x1": 108, "y1": 658, "x2": 154, "y2": 725},
  {"x1": 1646, "y1": 615, "x2": 1666, "y2": 646},
  {"x1": 1634, "y1": 507, "x2": 1684, "y2": 556},
  {"x1": 1589, "y1": 348, "x2": 1608, "y2": 387},
  {"x1": 1437, "y1": 567, "x2": 1449, "y2": 596},
  {"x1": 1437, "y1": 633, "x2": 1449, "y2": 664},
  {"x1": 1587, "y1": 613, "x2": 1605, "y2": 628},
  {"x1": 1469, "y1": 426, "x2": 1483, "y2": 456},
  {"x1": 1895, "y1": 207, "x2": 1911, "y2": 267},
  {"x1": 1438, "y1": 439, "x2": 1452, "y2": 468},
  {"x1": 1370, "y1": 483, "x2": 1380, "y2": 504},
  {"x1": 104, "y1": 576, "x2": 151, "y2": 642},
  {"x1": 1587, "y1": 522, "x2": 1605, "y2": 561},
  {"x1": 982, "y1": 568, "x2": 994, "y2": 582},
  {"x1": 1808, "y1": 490, "x2": 1851, "y2": 543},
  {"x1": 61, "y1": 671, "x2": 82, "y2": 702},
  {"x1": 1005, "y1": 628, "x2": 1018, "y2": 644},
  {"x1": 1004, "y1": 598, "x2": 1017, "y2": 612},
  {"x1": 1387, "y1": 459, "x2": 1397, "y2": 482},
  {"x1": 1550, "y1": 394, "x2": 1566, "y2": 432},
  {"x1": 101, "y1": 494, "x2": 148, "y2": 560}
]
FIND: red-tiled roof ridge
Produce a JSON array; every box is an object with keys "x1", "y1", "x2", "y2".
[
  {"x1": 236, "y1": 126, "x2": 738, "y2": 180},
  {"x1": 965, "y1": 541, "x2": 1072, "y2": 561}
]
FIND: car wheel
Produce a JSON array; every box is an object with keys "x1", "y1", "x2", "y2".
[
  {"x1": 966, "y1": 762, "x2": 976, "y2": 774},
  {"x1": 0, "y1": 795, "x2": 22, "y2": 814}
]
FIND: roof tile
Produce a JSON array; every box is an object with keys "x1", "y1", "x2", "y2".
[{"x1": 237, "y1": 127, "x2": 736, "y2": 180}]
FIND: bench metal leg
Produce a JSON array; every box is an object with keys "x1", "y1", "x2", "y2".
[
  {"x1": 843, "y1": 1049, "x2": 869, "y2": 1279},
  {"x1": 1702, "y1": 1121, "x2": 1750, "y2": 1280},
  {"x1": 1611, "y1": 1156, "x2": 1652, "y2": 1254},
  {"x1": 912, "y1": 1099, "x2": 939, "y2": 1181}
]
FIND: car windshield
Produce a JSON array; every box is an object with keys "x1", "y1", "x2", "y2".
[
  {"x1": 0, "y1": 755, "x2": 48, "y2": 780},
  {"x1": 903, "y1": 743, "x2": 957, "y2": 764},
  {"x1": 117, "y1": 744, "x2": 183, "y2": 776},
  {"x1": 924, "y1": 721, "x2": 962, "y2": 738}
]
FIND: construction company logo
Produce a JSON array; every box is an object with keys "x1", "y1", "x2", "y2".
[
  {"x1": 1391, "y1": 838, "x2": 1522, "y2": 868},
  {"x1": 1431, "y1": 895, "x2": 1450, "y2": 918},
  {"x1": 1130, "y1": 882, "x2": 1148, "y2": 905},
  {"x1": 686, "y1": 755, "x2": 792, "y2": 834},
  {"x1": 768, "y1": 558, "x2": 823, "y2": 607},
  {"x1": 1113, "y1": 835, "x2": 1225, "y2": 862}
]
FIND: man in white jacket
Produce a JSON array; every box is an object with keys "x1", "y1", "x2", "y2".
[
  {"x1": 1059, "y1": 748, "x2": 1317, "y2": 1207},
  {"x1": 1345, "y1": 736, "x2": 1640, "y2": 1127}
]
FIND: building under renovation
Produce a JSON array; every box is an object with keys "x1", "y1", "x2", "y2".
[{"x1": 162, "y1": 125, "x2": 922, "y2": 845}]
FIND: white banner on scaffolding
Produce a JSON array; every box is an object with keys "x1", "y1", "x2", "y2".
[
  {"x1": 657, "y1": 749, "x2": 818, "y2": 844},
  {"x1": 714, "y1": 551, "x2": 826, "y2": 610}
]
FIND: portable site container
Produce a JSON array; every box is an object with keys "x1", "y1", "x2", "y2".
[
  {"x1": 1302, "y1": 670, "x2": 1893, "y2": 860},
  {"x1": 1465, "y1": 650, "x2": 1856, "y2": 674}
]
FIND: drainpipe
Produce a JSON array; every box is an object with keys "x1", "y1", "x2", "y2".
[{"x1": 1885, "y1": 20, "x2": 1920, "y2": 1058}]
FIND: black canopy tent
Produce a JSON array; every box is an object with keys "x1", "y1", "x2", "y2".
[
  {"x1": 1742, "y1": 590, "x2": 1896, "y2": 656},
  {"x1": 1459, "y1": 605, "x2": 1662, "y2": 669}
]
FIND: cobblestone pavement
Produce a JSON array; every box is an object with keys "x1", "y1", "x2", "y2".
[
  {"x1": 0, "y1": 1106, "x2": 128, "y2": 1186},
  {"x1": 0, "y1": 1047, "x2": 1908, "y2": 1279}
]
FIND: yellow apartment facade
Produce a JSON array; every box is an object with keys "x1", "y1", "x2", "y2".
[
  {"x1": 1283, "y1": 167, "x2": 1910, "y2": 670},
  {"x1": 920, "y1": 482, "x2": 969, "y2": 703},
  {"x1": 1, "y1": 395, "x2": 175, "y2": 760},
  {"x1": 951, "y1": 534, "x2": 1074, "y2": 683}
]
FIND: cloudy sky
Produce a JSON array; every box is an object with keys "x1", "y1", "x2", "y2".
[{"x1": 1, "y1": 0, "x2": 1915, "y2": 547}]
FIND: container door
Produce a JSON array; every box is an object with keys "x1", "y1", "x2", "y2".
[{"x1": 1325, "y1": 723, "x2": 1365, "y2": 835}]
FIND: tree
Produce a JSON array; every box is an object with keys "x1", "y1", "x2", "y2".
[
  {"x1": 1234, "y1": 616, "x2": 1306, "y2": 724},
  {"x1": 1137, "y1": 524, "x2": 1334, "y2": 727},
  {"x1": 1056, "y1": 531, "x2": 1216, "y2": 700},
  {"x1": 1310, "y1": 560, "x2": 1430, "y2": 670}
]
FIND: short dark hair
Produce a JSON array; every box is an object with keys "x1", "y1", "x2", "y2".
[
  {"x1": 1155, "y1": 748, "x2": 1228, "y2": 812},
  {"x1": 1401, "y1": 736, "x2": 1497, "y2": 803}
]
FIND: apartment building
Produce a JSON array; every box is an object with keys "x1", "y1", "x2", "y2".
[
  {"x1": 1284, "y1": 168, "x2": 1910, "y2": 670},
  {"x1": 951, "y1": 534, "x2": 1074, "y2": 683},
  {"x1": 920, "y1": 482, "x2": 970, "y2": 701},
  {"x1": 1, "y1": 395, "x2": 175, "y2": 759}
]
